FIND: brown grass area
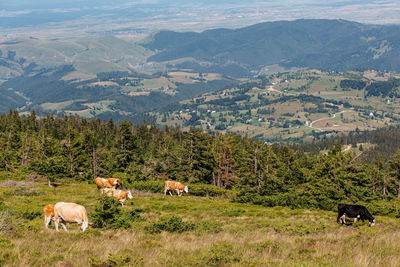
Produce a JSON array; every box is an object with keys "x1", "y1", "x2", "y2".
[
  {"x1": 61, "y1": 71, "x2": 96, "y2": 82},
  {"x1": 128, "y1": 91, "x2": 150, "y2": 96},
  {"x1": 88, "y1": 81, "x2": 119, "y2": 87},
  {"x1": 4, "y1": 217, "x2": 400, "y2": 266}
]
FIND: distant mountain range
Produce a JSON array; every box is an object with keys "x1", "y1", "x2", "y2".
[
  {"x1": 2, "y1": 19, "x2": 400, "y2": 80},
  {"x1": 144, "y1": 19, "x2": 400, "y2": 73}
]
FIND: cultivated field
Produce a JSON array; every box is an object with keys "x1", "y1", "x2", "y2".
[{"x1": 1, "y1": 180, "x2": 400, "y2": 266}]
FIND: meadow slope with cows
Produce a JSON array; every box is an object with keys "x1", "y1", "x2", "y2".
[
  {"x1": 1, "y1": 182, "x2": 400, "y2": 266},
  {"x1": 2, "y1": 111, "x2": 400, "y2": 265}
]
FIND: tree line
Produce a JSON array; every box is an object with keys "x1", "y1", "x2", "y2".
[{"x1": 2, "y1": 110, "x2": 400, "y2": 212}]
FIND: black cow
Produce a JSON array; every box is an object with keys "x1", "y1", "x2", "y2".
[{"x1": 337, "y1": 204, "x2": 375, "y2": 227}]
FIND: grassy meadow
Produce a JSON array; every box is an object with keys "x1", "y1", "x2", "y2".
[{"x1": 1, "y1": 179, "x2": 400, "y2": 266}]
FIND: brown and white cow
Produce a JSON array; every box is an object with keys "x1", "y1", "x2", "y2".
[
  {"x1": 43, "y1": 204, "x2": 55, "y2": 229},
  {"x1": 107, "y1": 178, "x2": 122, "y2": 189},
  {"x1": 95, "y1": 177, "x2": 112, "y2": 189},
  {"x1": 94, "y1": 177, "x2": 122, "y2": 189},
  {"x1": 53, "y1": 202, "x2": 89, "y2": 232},
  {"x1": 101, "y1": 188, "x2": 132, "y2": 206},
  {"x1": 164, "y1": 181, "x2": 189, "y2": 196}
]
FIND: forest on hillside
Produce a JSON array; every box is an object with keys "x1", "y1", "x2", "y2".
[{"x1": 2, "y1": 110, "x2": 400, "y2": 214}]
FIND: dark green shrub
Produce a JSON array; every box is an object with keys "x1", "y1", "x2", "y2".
[
  {"x1": 360, "y1": 200, "x2": 400, "y2": 217},
  {"x1": 129, "y1": 181, "x2": 232, "y2": 197},
  {"x1": 145, "y1": 216, "x2": 196, "y2": 234},
  {"x1": 205, "y1": 243, "x2": 240, "y2": 266},
  {"x1": 89, "y1": 250, "x2": 143, "y2": 267},
  {"x1": 21, "y1": 211, "x2": 41, "y2": 220},
  {"x1": 233, "y1": 189, "x2": 316, "y2": 210},
  {"x1": 129, "y1": 181, "x2": 164, "y2": 193},
  {"x1": 188, "y1": 184, "x2": 230, "y2": 197},
  {"x1": 90, "y1": 197, "x2": 143, "y2": 229}
]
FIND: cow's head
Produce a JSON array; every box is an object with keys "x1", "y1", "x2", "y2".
[
  {"x1": 184, "y1": 186, "x2": 189, "y2": 193},
  {"x1": 127, "y1": 190, "x2": 133, "y2": 199},
  {"x1": 369, "y1": 218, "x2": 376, "y2": 227}
]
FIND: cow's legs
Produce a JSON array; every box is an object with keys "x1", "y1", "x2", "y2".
[
  {"x1": 55, "y1": 218, "x2": 60, "y2": 231},
  {"x1": 341, "y1": 214, "x2": 346, "y2": 224},
  {"x1": 176, "y1": 189, "x2": 181, "y2": 196},
  {"x1": 60, "y1": 220, "x2": 68, "y2": 232},
  {"x1": 81, "y1": 221, "x2": 88, "y2": 232},
  {"x1": 164, "y1": 186, "x2": 170, "y2": 195},
  {"x1": 169, "y1": 190, "x2": 173, "y2": 196},
  {"x1": 354, "y1": 218, "x2": 357, "y2": 223},
  {"x1": 337, "y1": 212, "x2": 345, "y2": 224},
  {"x1": 44, "y1": 216, "x2": 51, "y2": 228}
]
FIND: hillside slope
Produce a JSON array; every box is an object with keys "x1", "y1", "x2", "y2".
[
  {"x1": 0, "y1": 36, "x2": 153, "y2": 80},
  {"x1": 144, "y1": 19, "x2": 400, "y2": 72}
]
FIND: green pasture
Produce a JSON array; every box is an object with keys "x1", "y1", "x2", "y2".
[{"x1": 1, "y1": 177, "x2": 400, "y2": 266}]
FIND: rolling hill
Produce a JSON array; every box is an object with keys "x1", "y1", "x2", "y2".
[
  {"x1": 0, "y1": 36, "x2": 153, "y2": 80},
  {"x1": 143, "y1": 19, "x2": 400, "y2": 73}
]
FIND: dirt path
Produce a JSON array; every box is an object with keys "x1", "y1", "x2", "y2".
[
  {"x1": 266, "y1": 85, "x2": 353, "y2": 132},
  {"x1": 342, "y1": 145, "x2": 352, "y2": 153},
  {"x1": 266, "y1": 86, "x2": 296, "y2": 96},
  {"x1": 308, "y1": 110, "x2": 351, "y2": 132}
]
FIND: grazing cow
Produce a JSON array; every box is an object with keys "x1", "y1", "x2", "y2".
[
  {"x1": 94, "y1": 177, "x2": 112, "y2": 189},
  {"x1": 53, "y1": 202, "x2": 89, "y2": 232},
  {"x1": 43, "y1": 204, "x2": 55, "y2": 229},
  {"x1": 337, "y1": 204, "x2": 375, "y2": 226},
  {"x1": 101, "y1": 188, "x2": 133, "y2": 206},
  {"x1": 164, "y1": 181, "x2": 188, "y2": 196},
  {"x1": 94, "y1": 177, "x2": 122, "y2": 189},
  {"x1": 107, "y1": 178, "x2": 122, "y2": 189}
]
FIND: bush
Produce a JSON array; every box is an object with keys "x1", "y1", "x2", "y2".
[
  {"x1": 145, "y1": 216, "x2": 196, "y2": 234},
  {"x1": 129, "y1": 181, "x2": 232, "y2": 197},
  {"x1": 89, "y1": 250, "x2": 143, "y2": 267},
  {"x1": 21, "y1": 211, "x2": 41, "y2": 220},
  {"x1": 233, "y1": 190, "x2": 313, "y2": 210},
  {"x1": 360, "y1": 200, "x2": 400, "y2": 217},
  {"x1": 90, "y1": 197, "x2": 143, "y2": 229},
  {"x1": 205, "y1": 243, "x2": 240, "y2": 266},
  {"x1": 129, "y1": 181, "x2": 164, "y2": 193},
  {"x1": 188, "y1": 184, "x2": 230, "y2": 197}
]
